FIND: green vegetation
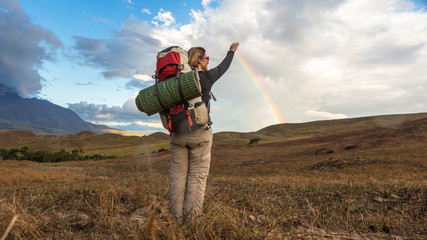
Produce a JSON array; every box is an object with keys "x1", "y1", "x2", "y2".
[
  {"x1": 152, "y1": 147, "x2": 168, "y2": 154},
  {"x1": 0, "y1": 147, "x2": 117, "y2": 162},
  {"x1": 248, "y1": 137, "x2": 261, "y2": 145}
]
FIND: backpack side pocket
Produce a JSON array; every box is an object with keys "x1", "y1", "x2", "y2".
[
  {"x1": 194, "y1": 102, "x2": 208, "y2": 126},
  {"x1": 159, "y1": 113, "x2": 169, "y2": 130}
]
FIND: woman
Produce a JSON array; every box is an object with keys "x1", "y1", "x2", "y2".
[{"x1": 169, "y1": 42, "x2": 240, "y2": 221}]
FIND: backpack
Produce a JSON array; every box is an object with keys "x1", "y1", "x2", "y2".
[{"x1": 155, "y1": 46, "x2": 209, "y2": 134}]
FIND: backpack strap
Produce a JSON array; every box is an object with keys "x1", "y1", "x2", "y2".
[
  {"x1": 176, "y1": 64, "x2": 182, "y2": 81},
  {"x1": 186, "y1": 110, "x2": 193, "y2": 126},
  {"x1": 210, "y1": 92, "x2": 217, "y2": 101},
  {"x1": 176, "y1": 64, "x2": 189, "y2": 109},
  {"x1": 167, "y1": 114, "x2": 172, "y2": 132},
  {"x1": 154, "y1": 76, "x2": 167, "y2": 111}
]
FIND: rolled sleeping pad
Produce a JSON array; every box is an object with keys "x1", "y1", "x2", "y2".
[{"x1": 135, "y1": 71, "x2": 202, "y2": 116}]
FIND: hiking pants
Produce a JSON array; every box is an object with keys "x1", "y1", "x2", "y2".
[{"x1": 169, "y1": 127, "x2": 213, "y2": 221}]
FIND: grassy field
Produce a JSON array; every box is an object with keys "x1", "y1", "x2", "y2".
[
  {"x1": 0, "y1": 130, "x2": 171, "y2": 157},
  {"x1": 0, "y1": 114, "x2": 426, "y2": 239}
]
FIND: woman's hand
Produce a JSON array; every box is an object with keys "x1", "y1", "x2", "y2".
[{"x1": 230, "y1": 42, "x2": 240, "y2": 52}]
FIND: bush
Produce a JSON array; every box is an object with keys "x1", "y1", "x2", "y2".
[
  {"x1": 157, "y1": 148, "x2": 168, "y2": 152},
  {"x1": 248, "y1": 137, "x2": 261, "y2": 145},
  {"x1": 152, "y1": 148, "x2": 168, "y2": 154}
]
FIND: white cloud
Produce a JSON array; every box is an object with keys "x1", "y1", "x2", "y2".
[
  {"x1": 134, "y1": 121, "x2": 164, "y2": 128},
  {"x1": 305, "y1": 109, "x2": 349, "y2": 120},
  {"x1": 202, "y1": 0, "x2": 213, "y2": 8},
  {"x1": 92, "y1": 16, "x2": 109, "y2": 23},
  {"x1": 94, "y1": 113, "x2": 114, "y2": 119},
  {"x1": 90, "y1": 120, "x2": 165, "y2": 134},
  {"x1": 91, "y1": 120, "x2": 163, "y2": 129},
  {"x1": 68, "y1": 99, "x2": 142, "y2": 121},
  {"x1": 152, "y1": 9, "x2": 175, "y2": 27},
  {"x1": 68, "y1": 98, "x2": 166, "y2": 133},
  {"x1": 141, "y1": 8, "x2": 151, "y2": 15},
  {"x1": 124, "y1": 0, "x2": 134, "y2": 5},
  {"x1": 132, "y1": 74, "x2": 153, "y2": 81}
]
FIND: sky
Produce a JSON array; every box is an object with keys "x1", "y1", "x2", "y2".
[{"x1": 1, "y1": 0, "x2": 427, "y2": 134}]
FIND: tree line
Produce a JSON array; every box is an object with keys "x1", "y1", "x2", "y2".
[{"x1": 0, "y1": 147, "x2": 117, "y2": 162}]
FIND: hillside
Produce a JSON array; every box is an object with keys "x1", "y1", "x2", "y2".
[
  {"x1": 0, "y1": 85, "x2": 114, "y2": 135},
  {"x1": 0, "y1": 112, "x2": 426, "y2": 156},
  {"x1": 213, "y1": 112, "x2": 427, "y2": 145},
  {"x1": 0, "y1": 130, "x2": 170, "y2": 156}
]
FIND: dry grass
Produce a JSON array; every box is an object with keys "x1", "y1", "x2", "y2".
[{"x1": 1, "y1": 117, "x2": 426, "y2": 239}]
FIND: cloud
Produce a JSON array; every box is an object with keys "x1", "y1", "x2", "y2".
[
  {"x1": 67, "y1": 98, "x2": 142, "y2": 121},
  {"x1": 72, "y1": 17, "x2": 161, "y2": 79},
  {"x1": 92, "y1": 16, "x2": 110, "y2": 23},
  {"x1": 151, "y1": 9, "x2": 175, "y2": 27},
  {"x1": 123, "y1": 0, "x2": 134, "y2": 5},
  {"x1": 0, "y1": 0, "x2": 62, "y2": 97},
  {"x1": 92, "y1": 120, "x2": 163, "y2": 130},
  {"x1": 75, "y1": 81, "x2": 97, "y2": 87},
  {"x1": 132, "y1": 74, "x2": 153, "y2": 81},
  {"x1": 68, "y1": 98, "x2": 165, "y2": 133},
  {"x1": 95, "y1": 121, "x2": 165, "y2": 134},
  {"x1": 305, "y1": 109, "x2": 349, "y2": 120},
  {"x1": 141, "y1": 8, "x2": 151, "y2": 15},
  {"x1": 70, "y1": 0, "x2": 427, "y2": 132},
  {"x1": 126, "y1": 74, "x2": 154, "y2": 89},
  {"x1": 202, "y1": 0, "x2": 213, "y2": 8}
]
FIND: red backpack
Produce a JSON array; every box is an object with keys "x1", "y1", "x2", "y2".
[{"x1": 155, "y1": 46, "x2": 208, "y2": 134}]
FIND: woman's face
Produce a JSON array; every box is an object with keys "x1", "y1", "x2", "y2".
[{"x1": 198, "y1": 53, "x2": 209, "y2": 71}]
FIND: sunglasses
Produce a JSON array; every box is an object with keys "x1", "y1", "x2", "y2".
[{"x1": 201, "y1": 56, "x2": 209, "y2": 61}]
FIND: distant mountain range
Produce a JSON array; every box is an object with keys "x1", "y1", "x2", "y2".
[{"x1": 0, "y1": 85, "x2": 113, "y2": 135}]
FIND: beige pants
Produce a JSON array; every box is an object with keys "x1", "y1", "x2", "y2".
[{"x1": 169, "y1": 127, "x2": 213, "y2": 221}]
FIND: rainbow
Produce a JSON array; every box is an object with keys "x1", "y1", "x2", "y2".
[{"x1": 234, "y1": 52, "x2": 285, "y2": 124}]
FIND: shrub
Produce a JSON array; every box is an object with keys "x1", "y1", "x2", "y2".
[
  {"x1": 248, "y1": 137, "x2": 261, "y2": 145},
  {"x1": 152, "y1": 148, "x2": 168, "y2": 154}
]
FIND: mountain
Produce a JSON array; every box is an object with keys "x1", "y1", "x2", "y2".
[{"x1": 0, "y1": 85, "x2": 113, "y2": 135}]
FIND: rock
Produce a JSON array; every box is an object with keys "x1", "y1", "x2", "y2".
[
  {"x1": 344, "y1": 145, "x2": 360, "y2": 150},
  {"x1": 390, "y1": 194, "x2": 400, "y2": 199},
  {"x1": 373, "y1": 196, "x2": 385, "y2": 203},
  {"x1": 315, "y1": 148, "x2": 334, "y2": 155}
]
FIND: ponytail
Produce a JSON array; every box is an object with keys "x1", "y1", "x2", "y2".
[{"x1": 188, "y1": 47, "x2": 206, "y2": 68}]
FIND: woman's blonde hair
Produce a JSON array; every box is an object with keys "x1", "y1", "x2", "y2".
[{"x1": 188, "y1": 47, "x2": 206, "y2": 68}]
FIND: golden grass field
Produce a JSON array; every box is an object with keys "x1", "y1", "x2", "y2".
[{"x1": 0, "y1": 113, "x2": 426, "y2": 239}]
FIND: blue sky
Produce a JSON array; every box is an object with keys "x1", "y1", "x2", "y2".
[
  {"x1": 19, "y1": 0, "x2": 208, "y2": 44},
  {"x1": 1, "y1": 0, "x2": 427, "y2": 134}
]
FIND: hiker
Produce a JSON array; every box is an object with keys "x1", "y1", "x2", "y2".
[{"x1": 169, "y1": 42, "x2": 240, "y2": 221}]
